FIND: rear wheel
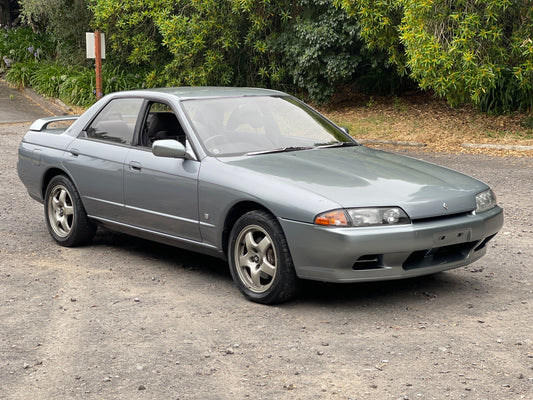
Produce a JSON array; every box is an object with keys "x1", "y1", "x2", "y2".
[
  {"x1": 44, "y1": 175, "x2": 96, "y2": 247},
  {"x1": 228, "y1": 210, "x2": 299, "y2": 304}
]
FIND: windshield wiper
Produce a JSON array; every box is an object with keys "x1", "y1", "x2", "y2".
[
  {"x1": 317, "y1": 142, "x2": 357, "y2": 149},
  {"x1": 247, "y1": 146, "x2": 313, "y2": 156}
]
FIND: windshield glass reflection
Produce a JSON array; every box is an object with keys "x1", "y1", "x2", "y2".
[{"x1": 182, "y1": 96, "x2": 353, "y2": 156}]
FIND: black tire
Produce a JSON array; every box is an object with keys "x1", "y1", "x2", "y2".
[
  {"x1": 228, "y1": 210, "x2": 299, "y2": 304},
  {"x1": 44, "y1": 175, "x2": 96, "y2": 247}
]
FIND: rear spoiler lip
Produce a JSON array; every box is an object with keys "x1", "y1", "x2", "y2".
[{"x1": 29, "y1": 116, "x2": 79, "y2": 131}]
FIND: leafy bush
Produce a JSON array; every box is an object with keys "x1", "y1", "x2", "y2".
[
  {"x1": 54, "y1": 63, "x2": 149, "y2": 107},
  {"x1": 19, "y1": 0, "x2": 93, "y2": 63},
  {"x1": 89, "y1": 0, "x2": 170, "y2": 68},
  {"x1": 273, "y1": 0, "x2": 363, "y2": 102},
  {"x1": 5, "y1": 0, "x2": 531, "y2": 113},
  {"x1": 5, "y1": 59, "x2": 39, "y2": 87},
  {"x1": 337, "y1": 0, "x2": 533, "y2": 112},
  {"x1": 29, "y1": 61, "x2": 79, "y2": 98},
  {"x1": 101, "y1": 64, "x2": 147, "y2": 93},
  {"x1": 0, "y1": 26, "x2": 54, "y2": 68},
  {"x1": 89, "y1": 0, "x2": 288, "y2": 88},
  {"x1": 273, "y1": 0, "x2": 405, "y2": 103},
  {"x1": 58, "y1": 67, "x2": 96, "y2": 107},
  {"x1": 90, "y1": 0, "x2": 406, "y2": 103}
]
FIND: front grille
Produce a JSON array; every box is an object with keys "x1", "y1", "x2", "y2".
[
  {"x1": 403, "y1": 241, "x2": 478, "y2": 270},
  {"x1": 411, "y1": 212, "x2": 472, "y2": 224}
]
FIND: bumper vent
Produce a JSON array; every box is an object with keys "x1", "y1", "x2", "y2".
[
  {"x1": 403, "y1": 241, "x2": 478, "y2": 270},
  {"x1": 353, "y1": 254, "x2": 383, "y2": 270},
  {"x1": 474, "y1": 233, "x2": 497, "y2": 252}
]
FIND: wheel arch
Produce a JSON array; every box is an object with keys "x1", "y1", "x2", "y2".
[
  {"x1": 41, "y1": 167, "x2": 75, "y2": 199},
  {"x1": 221, "y1": 201, "x2": 275, "y2": 258}
]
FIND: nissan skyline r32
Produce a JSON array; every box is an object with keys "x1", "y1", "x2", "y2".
[{"x1": 17, "y1": 87, "x2": 503, "y2": 304}]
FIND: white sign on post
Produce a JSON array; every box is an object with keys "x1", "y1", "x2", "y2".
[{"x1": 86, "y1": 32, "x2": 106, "y2": 59}]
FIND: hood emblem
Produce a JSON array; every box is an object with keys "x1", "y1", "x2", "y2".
[{"x1": 443, "y1": 202, "x2": 448, "y2": 210}]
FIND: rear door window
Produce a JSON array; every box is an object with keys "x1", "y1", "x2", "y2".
[{"x1": 84, "y1": 98, "x2": 144, "y2": 145}]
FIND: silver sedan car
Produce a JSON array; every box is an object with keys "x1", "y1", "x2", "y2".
[{"x1": 17, "y1": 87, "x2": 503, "y2": 303}]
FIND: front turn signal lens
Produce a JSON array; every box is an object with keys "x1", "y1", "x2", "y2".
[{"x1": 314, "y1": 210, "x2": 349, "y2": 226}]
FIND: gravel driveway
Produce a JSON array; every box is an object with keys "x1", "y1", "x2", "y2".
[{"x1": 1, "y1": 116, "x2": 532, "y2": 399}]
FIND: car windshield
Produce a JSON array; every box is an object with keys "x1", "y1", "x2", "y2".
[{"x1": 181, "y1": 95, "x2": 354, "y2": 156}]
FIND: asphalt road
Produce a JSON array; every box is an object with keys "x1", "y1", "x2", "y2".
[
  {"x1": 0, "y1": 81, "x2": 532, "y2": 399},
  {"x1": 0, "y1": 80, "x2": 66, "y2": 123}
]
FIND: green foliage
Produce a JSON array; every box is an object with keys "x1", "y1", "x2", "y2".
[
  {"x1": 335, "y1": 0, "x2": 406, "y2": 72},
  {"x1": 273, "y1": 0, "x2": 362, "y2": 102},
  {"x1": 5, "y1": 0, "x2": 531, "y2": 113},
  {"x1": 89, "y1": 0, "x2": 404, "y2": 103},
  {"x1": 0, "y1": 26, "x2": 55, "y2": 68},
  {"x1": 0, "y1": 23, "x2": 149, "y2": 107},
  {"x1": 56, "y1": 63, "x2": 147, "y2": 107},
  {"x1": 89, "y1": 0, "x2": 289, "y2": 88},
  {"x1": 4, "y1": 58, "x2": 148, "y2": 107},
  {"x1": 274, "y1": 0, "x2": 407, "y2": 103},
  {"x1": 58, "y1": 67, "x2": 96, "y2": 107},
  {"x1": 19, "y1": 0, "x2": 93, "y2": 63},
  {"x1": 49, "y1": 63, "x2": 147, "y2": 107},
  {"x1": 338, "y1": 0, "x2": 533, "y2": 112},
  {"x1": 28, "y1": 61, "x2": 75, "y2": 97},
  {"x1": 154, "y1": 0, "x2": 243, "y2": 86},
  {"x1": 89, "y1": 0, "x2": 170, "y2": 68},
  {"x1": 101, "y1": 63, "x2": 147, "y2": 93},
  {"x1": 5, "y1": 59, "x2": 39, "y2": 87}
]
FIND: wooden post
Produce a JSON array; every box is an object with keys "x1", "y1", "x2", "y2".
[{"x1": 95, "y1": 31, "x2": 103, "y2": 100}]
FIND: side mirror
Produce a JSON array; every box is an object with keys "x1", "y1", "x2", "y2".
[{"x1": 152, "y1": 139, "x2": 193, "y2": 159}]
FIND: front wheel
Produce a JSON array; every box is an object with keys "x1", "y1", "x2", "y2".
[
  {"x1": 228, "y1": 210, "x2": 299, "y2": 304},
  {"x1": 44, "y1": 175, "x2": 96, "y2": 247}
]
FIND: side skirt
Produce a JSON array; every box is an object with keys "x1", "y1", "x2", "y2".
[{"x1": 90, "y1": 216, "x2": 225, "y2": 260}]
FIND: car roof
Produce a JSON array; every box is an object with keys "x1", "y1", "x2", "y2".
[{"x1": 110, "y1": 87, "x2": 287, "y2": 101}]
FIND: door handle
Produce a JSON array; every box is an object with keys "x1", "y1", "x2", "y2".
[
  {"x1": 129, "y1": 161, "x2": 142, "y2": 171},
  {"x1": 69, "y1": 148, "x2": 79, "y2": 157}
]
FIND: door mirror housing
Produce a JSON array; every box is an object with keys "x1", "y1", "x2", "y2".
[{"x1": 152, "y1": 139, "x2": 194, "y2": 160}]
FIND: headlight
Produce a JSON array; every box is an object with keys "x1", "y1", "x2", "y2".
[
  {"x1": 315, "y1": 207, "x2": 410, "y2": 227},
  {"x1": 475, "y1": 189, "x2": 497, "y2": 213}
]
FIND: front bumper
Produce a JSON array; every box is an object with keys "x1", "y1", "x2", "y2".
[{"x1": 279, "y1": 206, "x2": 503, "y2": 283}]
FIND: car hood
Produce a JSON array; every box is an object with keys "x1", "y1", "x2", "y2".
[{"x1": 224, "y1": 146, "x2": 488, "y2": 219}]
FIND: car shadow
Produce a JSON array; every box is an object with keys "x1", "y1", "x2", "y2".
[
  {"x1": 90, "y1": 228, "x2": 485, "y2": 307},
  {"x1": 91, "y1": 228, "x2": 232, "y2": 281},
  {"x1": 294, "y1": 271, "x2": 481, "y2": 308}
]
